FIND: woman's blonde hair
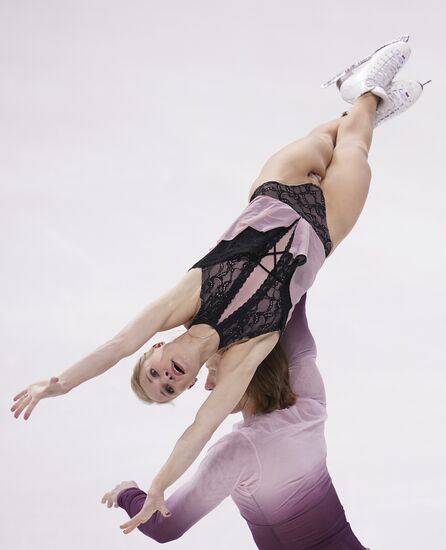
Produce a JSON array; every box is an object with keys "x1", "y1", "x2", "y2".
[
  {"x1": 130, "y1": 339, "x2": 296, "y2": 412},
  {"x1": 131, "y1": 347, "x2": 156, "y2": 404}
]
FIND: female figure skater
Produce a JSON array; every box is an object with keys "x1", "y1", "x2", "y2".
[
  {"x1": 11, "y1": 37, "x2": 427, "y2": 532},
  {"x1": 103, "y1": 293, "x2": 371, "y2": 549}
]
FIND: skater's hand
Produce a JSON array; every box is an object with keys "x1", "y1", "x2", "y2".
[
  {"x1": 119, "y1": 486, "x2": 170, "y2": 534},
  {"x1": 204, "y1": 367, "x2": 218, "y2": 391},
  {"x1": 101, "y1": 480, "x2": 139, "y2": 508},
  {"x1": 204, "y1": 352, "x2": 222, "y2": 391},
  {"x1": 10, "y1": 377, "x2": 67, "y2": 420}
]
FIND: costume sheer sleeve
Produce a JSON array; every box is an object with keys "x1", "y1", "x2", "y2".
[{"x1": 117, "y1": 432, "x2": 256, "y2": 542}]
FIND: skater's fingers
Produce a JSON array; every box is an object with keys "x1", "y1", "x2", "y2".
[
  {"x1": 10, "y1": 396, "x2": 26, "y2": 412},
  {"x1": 101, "y1": 491, "x2": 113, "y2": 503},
  {"x1": 13, "y1": 395, "x2": 32, "y2": 418},
  {"x1": 13, "y1": 389, "x2": 28, "y2": 401},
  {"x1": 24, "y1": 400, "x2": 39, "y2": 420},
  {"x1": 120, "y1": 516, "x2": 140, "y2": 534}
]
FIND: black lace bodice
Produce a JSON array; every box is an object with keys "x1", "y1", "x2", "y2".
[
  {"x1": 250, "y1": 182, "x2": 332, "y2": 257},
  {"x1": 189, "y1": 221, "x2": 306, "y2": 349},
  {"x1": 188, "y1": 181, "x2": 330, "y2": 350}
]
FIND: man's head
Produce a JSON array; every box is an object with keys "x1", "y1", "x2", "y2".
[{"x1": 204, "y1": 340, "x2": 297, "y2": 415}]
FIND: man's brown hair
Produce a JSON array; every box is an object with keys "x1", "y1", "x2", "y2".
[{"x1": 245, "y1": 339, "x2": 296, "y2": 414}]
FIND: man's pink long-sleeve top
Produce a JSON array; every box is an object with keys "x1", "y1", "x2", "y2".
[{"x1": 117, "y1": 294, "x2": 367, "y2": 549}]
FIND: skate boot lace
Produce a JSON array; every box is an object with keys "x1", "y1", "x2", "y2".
[
  {"x1": 366, "y1": 48, "x2": 408, "y2": 88},
  {"x1": 377, "y1": 83, "x2": 417, "y2": 124}
]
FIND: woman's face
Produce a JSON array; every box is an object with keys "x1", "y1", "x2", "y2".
[{"x1": 139, "y1": 342, "x2": 198, "y2": 403}]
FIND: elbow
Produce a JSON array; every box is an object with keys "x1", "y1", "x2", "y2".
[
  {"x1": 187, "y1": 419, "x2": 215, "y2": 445},
  {"x1": 137, "y1": 510, "x2": 187, "y2": 543},
  {"x1": 152, "y1": 533, "x2": 180, "y2": 544},
  {"x1": 147, "y1": 527, "x2": 183, "y2": 543}
]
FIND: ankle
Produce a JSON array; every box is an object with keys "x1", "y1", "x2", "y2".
[{"x1": 357, "y1": 91, "x2": 380, "y2": 109}]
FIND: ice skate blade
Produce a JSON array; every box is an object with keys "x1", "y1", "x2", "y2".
[{"x1": 320, "y1": 35, "x2": 410, "y2": 89}]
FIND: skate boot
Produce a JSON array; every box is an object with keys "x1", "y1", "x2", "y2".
[
  {"x1": 322, "y1": 36, "x2": 411, "y2": 108},
  {"x1": 340, "y1": 79, "x2": 431, "y2": 127},
  {"x1": 374, "y1": 79, "x2": 430, "y2": 126}
]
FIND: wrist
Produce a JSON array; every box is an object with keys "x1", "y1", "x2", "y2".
[
  {"x1": 116, "y1": 485, "x2": 141, "y2": 507},
  {"x1": 149, "y1": 479, "x2": 166, "y2": 493},
  {"x1": 58, "y1": 377, "x2": 74, "y2": 394}
]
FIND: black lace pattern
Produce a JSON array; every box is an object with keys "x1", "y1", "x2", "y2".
[
  {"x1": 250, "y1": 181, "x2": 333, "y2": 257},
  {"x1": 189, "y1": 220, "x2": 307, "y2": 349}
]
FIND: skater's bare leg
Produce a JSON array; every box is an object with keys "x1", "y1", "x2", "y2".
[
  {"x1": 320, "y1": 92, "x2": 378, "y2": 253},
  {"x1": 248, "y1": 118, "x2": 342, "y2": 201}
]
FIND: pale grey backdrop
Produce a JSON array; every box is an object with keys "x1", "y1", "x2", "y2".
[{"x1": 1, "y1": 1, "x2": 445, "y2": 549}]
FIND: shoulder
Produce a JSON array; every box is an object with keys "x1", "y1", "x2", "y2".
[
  {"x1": 219, "y1": 332, "x2": 280, "y2": 375},
  {"x1": 203, "y1": 431, "x2": 259, "y2": 489},
  {"x1": 160, "y1": 268, "x2": 202, "y2": 330},
  {"x1": 192, "y1": 431, "x2": 260, "y2": 494},
  {"x1": 206, "y1": 431, "x2": 256, "y2": 465}
]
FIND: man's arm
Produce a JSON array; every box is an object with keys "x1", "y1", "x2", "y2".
[
  {"x1": 281, "y1": 294, "x2": 317, "y2": 364},
  {"x1": 117, "y1": 433, "x2": 255, "y2": 542},
  {"x1": 280, "y1": 293, "x2": 326, "y2": 405}
]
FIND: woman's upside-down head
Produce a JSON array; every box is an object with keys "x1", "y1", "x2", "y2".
[{"x1": 131, "y1": 337, "x2": 296, "y2": 414}]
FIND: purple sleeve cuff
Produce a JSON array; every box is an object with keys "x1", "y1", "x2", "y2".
[
  {"x1": 114, "y1": 435, "x2": 246, "y2": 542},
  {"x1": 116, "y1": 486, "x2": 145, "y2": 510},
  {"x1": 116, "y1": 487, "x2": 179, "y2": 543}
]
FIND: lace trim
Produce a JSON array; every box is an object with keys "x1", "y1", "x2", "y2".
[
  {"x1": 189, "y1": 220, "x2": 307, "y2": 349},
  {"x1": 250, "y1": 181, "x2": 333, "y2": 257}
]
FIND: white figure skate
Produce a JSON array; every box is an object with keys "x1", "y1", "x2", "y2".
[
  {"x1": 337, "y1": 40, "x2": 411, "y2": 106},
  {"x1": 340, "y1": 79, "x2": 431, "y2": 127},
  {"x1": 321, "y1": 35, "x2": 410, "y2": 90},
  {"x1": 374, "y1": 79, "x2": 430, "y2": 126}
]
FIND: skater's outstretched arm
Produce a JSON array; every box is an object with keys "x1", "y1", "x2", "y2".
[
  {"x1": 106, "y1": 296, "x2": 321, "y2": 541},
  {"x1": 102, "y1": 431, "x2": 254, "y2": 541},
  {"x1": 10, "y1": 269, "x2": 199, "y2": 420},
  {"x1": 118, "y1": 331, "x2": 278, "y2": 534}
]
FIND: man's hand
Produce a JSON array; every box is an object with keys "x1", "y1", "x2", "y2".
[
  {"x1": 204, "y1": 352, "x2": 223, "y2": 391},
  {"x1": 101, "y1": 480, "x2": 139, "y2": 509}
]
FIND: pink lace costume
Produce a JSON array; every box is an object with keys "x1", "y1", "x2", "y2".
[{"x1": 186, "y1": 181, "x2": 332, "y2": 349}]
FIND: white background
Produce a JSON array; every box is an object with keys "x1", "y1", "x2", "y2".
[{"x1": 1, "y1": 1, "x2": 445, "y2": 549}]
